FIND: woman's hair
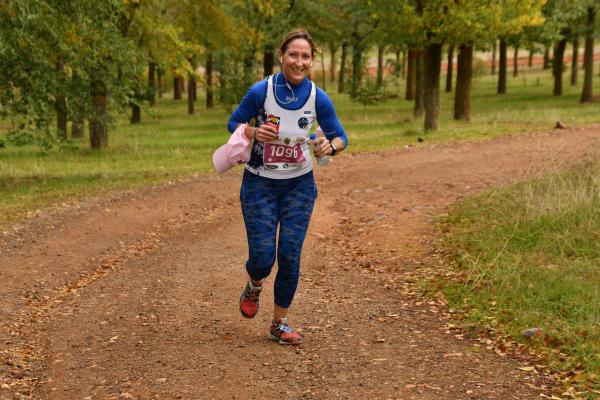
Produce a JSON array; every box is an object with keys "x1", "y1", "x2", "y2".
[{"x1": 279, "y1": 29, "x2": 318, "y2": 57}]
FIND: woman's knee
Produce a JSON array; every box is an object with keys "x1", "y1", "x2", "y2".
[{"x1": 246, "y1": 250, "x2": 276, "y2": 278}]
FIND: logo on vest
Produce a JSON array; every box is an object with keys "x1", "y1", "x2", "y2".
[{"x1": 298, "y1": 117, "x2": 309, "y2": 129}]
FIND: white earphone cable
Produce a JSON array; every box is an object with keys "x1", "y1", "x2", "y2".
[{"x1": 273, "y1": 71, "x2": 296, "y2": 105}]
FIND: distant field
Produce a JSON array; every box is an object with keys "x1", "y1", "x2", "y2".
[{"x1": 1, "y1": 67, "x2": 599, "y2": 225}]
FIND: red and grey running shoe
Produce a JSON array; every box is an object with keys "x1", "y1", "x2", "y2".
[
  {"x1": 269, "y1": 317, "x2": 302, "y2": 346},
  {"x1": 239, "y1": 280, "x2": 262, "y2": 319}
]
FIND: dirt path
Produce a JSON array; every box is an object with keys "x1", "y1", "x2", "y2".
[{"x1": 1, "y1": 126, "x2": 599, "y2": 400}]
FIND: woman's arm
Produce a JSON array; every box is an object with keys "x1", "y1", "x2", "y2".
[
  {"x1": 227, "y1": 80, "x2": 268, "y2": 133},
  {"x1": 315, "y1": 88, "x2": 348, "y2": 157}
]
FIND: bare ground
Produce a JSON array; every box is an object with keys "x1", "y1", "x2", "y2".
[{"x1": 1, "y1": 126, "x2": 599, "y2": 400}]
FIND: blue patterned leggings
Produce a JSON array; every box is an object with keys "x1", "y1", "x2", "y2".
[{"x1": 240, "y1": 169, "x2": 317, "y2": 308}]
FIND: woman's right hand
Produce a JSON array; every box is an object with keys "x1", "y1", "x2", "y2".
[{"x1": 254, "y1": 124, "x2": 279, "y2": 142}]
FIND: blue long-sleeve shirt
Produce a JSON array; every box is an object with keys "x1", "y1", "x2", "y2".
[{"x1": 227, "y1": 73, "x2": 348, "y2": 147}]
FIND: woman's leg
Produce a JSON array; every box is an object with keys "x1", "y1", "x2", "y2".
[
  {"x1": 268, "y1": 172, "x2": 316, "y2": 345},
  {"x1": 273, "y1": 172, "x2": 317, "y2": 313},
  {"x1": 239, "y1": 171, "x2": 280, "y2": 318},
  {"x1": 240, "y1": 172, "x2": 280, "y2": 282}
]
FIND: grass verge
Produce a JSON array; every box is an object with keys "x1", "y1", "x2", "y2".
[{"x1": 436, "y1": 159, "x2": 600, "y2": 396}]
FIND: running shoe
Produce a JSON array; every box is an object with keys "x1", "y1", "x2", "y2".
[
  {"x1": 239, "y1": 280, "x2": 262, "y2": 318},
  {"x1": 268, "y1": 317, "x2": 302, "y2": 345}
]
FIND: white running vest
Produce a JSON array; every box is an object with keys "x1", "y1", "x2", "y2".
[{"x1": 246, "y1": 75, "x2": 317, "y2": 179}]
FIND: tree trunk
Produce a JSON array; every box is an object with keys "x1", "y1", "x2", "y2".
[
  {"x1": 445, "y1": 45, "x2": 454, "y2": 93},
  {"x1": 513, "y1": 46, "x2": 519, "y2": 77},
  {"x1": 338, "y1": 41, "x2": 347, "y2": 93},
  {"x1": 148, "y1": 62, "x2": 156, "y2": 106},
  {"x1": 190, "y1": 71, "x2": 197, "y2": 102},
  {"x1": 528, "y1": 47, "x2": 534, "y2": 68},
  {"x1": 543, "y1": 46, "x2": 550, "y2": 70},
  {"x1": 571, "y1": 36, "x2": 579, "y2": 86},
  {"x1": 174, "y1": 76, "x2": 183, "y2": 100},
  {"x1": 454, "y1": 45, "x2": 473, "y2": 121},
  {"x1": 55, "y1": 61, "x2": 67, "y2": 140},
  {"x1": 206, "y1": 51, "x2": 214, "y2": 108},
  {"x1": 188, "y1": 59, "x2": 196, "y2": 115},
  {"x1": 498, "y1": 39, "x2": 507, "y2": 94},
  {"x1": 130, "y1": 102, "x2": 141, "y2": 124},
  {"x1": 320, "y1": 52, "x2": 327, "y2": 90},
  {"x1": 376, "y1": 45, "x2": 384, "y2": 87},
  {"x1": 423, "y1": 43, "x2": 442, "y2": 131},
  {"x1": 350, "y1": 44, "x2": 363, "y2": 98},
  {"x1": 263, "y1": 46, "x2": 274, "y2": 77},
  {"x1": 71, "y1": 116, "x2": 83, "y2": 139},
  {"x1": 581, "y1": 7, "x2": 596, "y2": 103},
  {"x1": 406, "y1": 49, "x2": 417, "y2": 100},
  {"x1": 553, "y1": 38, "x2": 567, "y2": 96},
  {"x1": 330, "y1": 44, "x2": 337, "y2": 82},
  {"x1": 413, "y1": 50, "x2": 424, "y2": 118},
  {"x1": 401, "y1": 49, "x2": 407, "y2": 79},
  {"x1": 157, "y1": 67, "x2": 163, "y2": 99},
  {"x1": 90, "y1": 79, "x2": 108, "y2": 149},
  {"x1": 55, "y1": 94, "x2": 67, "y2": 140},
  {"x1": 491, "y1": 40, "x2": 497, "y2": 75}
]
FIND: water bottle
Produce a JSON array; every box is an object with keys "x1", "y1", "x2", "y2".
[{"x1": 309, "y1": 133, "x2": 330, "y2": 166}]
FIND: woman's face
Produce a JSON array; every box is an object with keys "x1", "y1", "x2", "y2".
[{"x1": 279, "y1": 38, "x2": 313, "y2": 85}]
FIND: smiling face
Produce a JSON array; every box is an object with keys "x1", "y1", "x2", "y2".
[{"x1": 279, "y1": 38, "x2": 313, "y2": 85}]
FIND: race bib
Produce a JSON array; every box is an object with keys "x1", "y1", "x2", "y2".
[{"x1": 263, "y1": 141, "x2": 306, "y2": 170}]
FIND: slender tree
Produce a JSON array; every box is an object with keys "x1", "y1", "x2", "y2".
[
  {"x1": 446, "y1": 45, "x2": 454, "y2": 92},
  {"x1": 581, "y1": 5, "x2": 596, "y2": 103},
  {"x1": 553, "y1": 38, "x2": 567, "y2": 95},
  {"x1": 339, "y1": 41, "x2": 348, "y2": 93},
  {"x1": 376, "y1": 45, "x2": 385, "y2": 87},
  {"x1": 413, "y1": 50, "x2": 424, "y2": 118},
  {"x1": 423, "y1": 43, "x2": 442, "y2": 131},
  {"x1": 513, "y1": 45, "x2": 519, "y2": 77},
  {"x1": 491, "y1": 40, "x2": 497, "y2": 74},
  {"x1": 406, "y1": 49, "x2": 417, "y2": 100},
  {"x1": 571, "y1": 36, "x2": 579, "y2": 85},
  {"x1": 498, "y1": 39, "x2": 507, "y2": 93},
  {"x1": 206, "y1": 51, "x2": 214, "y2": 108},
  {"x1": 543, "y1": 46, "x2": 551, "y2": 69}
]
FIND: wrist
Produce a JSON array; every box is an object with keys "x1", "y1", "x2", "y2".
[{"x1": 329, "y1": 140, "x2": 338, "y2": 156}]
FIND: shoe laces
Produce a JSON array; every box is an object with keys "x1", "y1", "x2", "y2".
[
  {"x1": 245, "y1": 282, "x2": 261, "y2": 302},
  {"x1": 272, "y1": 317, "x2": 292, "y2": 333}
]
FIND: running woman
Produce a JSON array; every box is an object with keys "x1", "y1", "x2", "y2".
[{"x1": 228, "y1": 28, "x2": 348, "y2": 345}]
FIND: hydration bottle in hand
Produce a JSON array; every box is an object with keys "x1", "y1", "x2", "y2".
[{"x1": 309, "y1": 129, "x2": 330, "y2": 166}]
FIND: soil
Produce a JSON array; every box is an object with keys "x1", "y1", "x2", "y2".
[{"x1": 1, "y1": 126, "x2": 599, "y2": 400}]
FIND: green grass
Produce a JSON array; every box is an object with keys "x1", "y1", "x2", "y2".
[
  {"x1": 438, "y1": 159, "x2": 600, "y2": 394},
  {"x1": 1, "y1": 67, "x2": 600, "y2": 225}
]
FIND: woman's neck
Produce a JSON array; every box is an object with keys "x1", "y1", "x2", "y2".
[{"x1": 279, "y1": 72, "x2": 305, "y2": 87}]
